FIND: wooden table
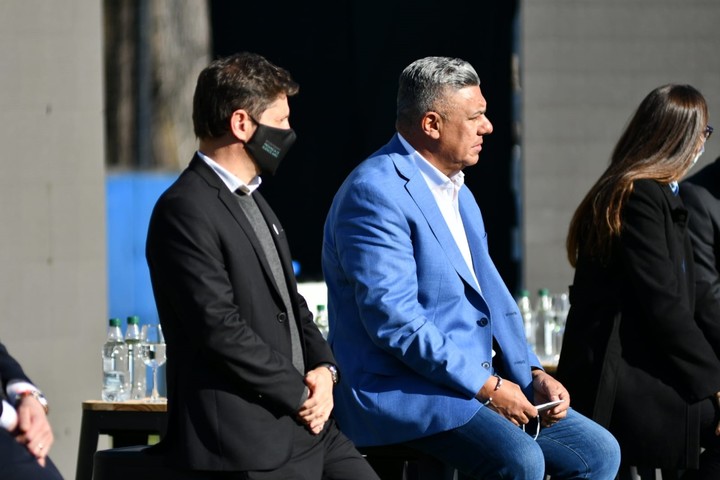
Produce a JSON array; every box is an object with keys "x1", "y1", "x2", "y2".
[{"x1": 75, "y1": 400, "x2": 168, "y2": 480}]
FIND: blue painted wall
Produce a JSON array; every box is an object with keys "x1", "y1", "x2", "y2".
[
  {"x1": 106, "y1": 172, "x2": 177, "y2": 325},
  {"x1": 106, "y1": 172, "x2": 179, "y2": 395}
]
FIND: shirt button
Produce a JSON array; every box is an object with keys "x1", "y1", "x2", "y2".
[
  {"x1": 277, "y1": 312, "x2": 287, "y2": 323},
  {"x1": 477, "y1": 318, "x2": 489, "y2": 327},
  {"x1": 481, "y1": 362, "x2": 491, "y2": 369}
]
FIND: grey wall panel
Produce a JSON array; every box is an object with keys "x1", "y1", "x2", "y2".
[
  {"x1": 521, "y1": 0, "x2": 720, "y2": 300},
  {"x1": 0, "y1": 1, "x2": 107, "y2": 477}
]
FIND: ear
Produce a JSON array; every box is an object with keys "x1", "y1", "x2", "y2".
[
  {"x1": 229, "y1": 109, "x2": 254, "y2": 142},
  {"x1": 421, "y1": 111, "x2": 442, "y2": 140}
]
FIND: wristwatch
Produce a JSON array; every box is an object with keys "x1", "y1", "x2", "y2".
[
  {"x1": 17, "y1": 390, "x2": 49, "y2": 415},
  {"x1": 320, "y1": 363, "x2": 339, "y2": 385}
]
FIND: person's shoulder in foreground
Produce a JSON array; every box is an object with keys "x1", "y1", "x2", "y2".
[
  {"x1": 323, "y1": 55, "x2": 620, "y2": 479},
  {"x1": 680, "y1": 156, "x2": 720, "y2": 291},
  {"x1": 0, "y1": 341, "x2": 63, "y2": 480},
  {"x1": 145, "y1": 51, "x2": 379, "y2": 480}
]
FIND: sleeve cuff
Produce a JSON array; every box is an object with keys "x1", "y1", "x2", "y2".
[
  {"x1": 6, "y1": 380, "x2": 39, "y2": 404},
  {"x1": 0, "y1": 400, "x2": 17, "y2": 431}
]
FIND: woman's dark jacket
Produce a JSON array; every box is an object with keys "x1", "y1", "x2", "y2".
[{"x1": 556, "y1": 179, "x2": 720, "y2": 469}]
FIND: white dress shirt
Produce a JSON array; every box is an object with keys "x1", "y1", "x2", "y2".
[{"x1": 397, "y1": 134, "x2": 480, "y2": 290}]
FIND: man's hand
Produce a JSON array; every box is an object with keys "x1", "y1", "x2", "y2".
[
  {"x1": 297, "y1": 366, "x2": 335, "y2": 434},
  {"x1": 14, "y1": 395, "x2": 54, "y2": 467},
  {"x1": 532, "y1": 369, "x2": 570, "y2": 427},
  {"x1": 476, "y1": 375, "x2": 537, "y2": 427}
]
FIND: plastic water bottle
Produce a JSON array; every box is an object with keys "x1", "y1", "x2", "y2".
[
  {"x1": 102, "y1": 318, "x2": 130, "y2": 401},
  {"x1": 315, "y1": 304, "x2": 329, "y2": 338},
  {"x1": 516, "y1": 289, "x2": 535, "y2": 347},
  {"x1": 551, "y1": 292, "x2": 570, "y2": 362},
  {"x1": 533, "y1": 288, "x2": 556, "y2": 362},
  {"x1": 125, "y1": 315, "x2": 146, "y2": 400}
]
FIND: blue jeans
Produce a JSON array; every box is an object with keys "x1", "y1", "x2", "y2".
[{"x1": 402, "y1": 407, "x2": 620, "y2": 480}]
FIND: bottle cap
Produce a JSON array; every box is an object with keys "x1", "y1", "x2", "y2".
[
  {"x1": 538, "y1": 288, "x2": 550, "y2": 296},
  {"x1": 317, "y1": 304, "x2": 326, "y2": 311},
  {"x1": 109, "y1": 318, "x2": 121, "y2": 327},
  {"x1": 127, "y1": 315, "x2": 140, "y2": 325}
]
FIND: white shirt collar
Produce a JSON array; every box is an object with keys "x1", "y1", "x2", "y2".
[
  {"x1": 397, "y1": 134, "x2": 465, "y2": 194},
  {"x1": 197, "y1": 150, "x2": 262, "y2": 194},
  {"x1": 397, "y1": 134, "x2": 478, "y2": 289}
]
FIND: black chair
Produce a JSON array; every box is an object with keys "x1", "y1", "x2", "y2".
[
  {"x1": 358, "y1": 444, "x2": 450, "y2": 480},
  {"x1": 92, "y1": 445, "x2": 198, "y2": 480},
  {"x1": 619, "y1": 465, "x2": 681, "y2": 480}
]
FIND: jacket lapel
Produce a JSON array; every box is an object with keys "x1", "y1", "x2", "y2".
[
  {"x1": 188, "y1": 156, "x2": 286, "y2": 301},
  {"x1": 460, "y1": 191, "x2": 490, "y2": 286},
  {"x1": 389, "y1": 136, "x2": 483, "y2": 295},
  {"x1": 658, "y1": 180, "x2": 689, "y2": 229},
  {"x1": 253, "y1": 191, "x2": 296, "y2": 290}
]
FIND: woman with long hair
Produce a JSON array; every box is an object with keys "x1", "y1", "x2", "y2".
[{"x1": 556, "y1": 84, "x2": 720, "y2": 479}]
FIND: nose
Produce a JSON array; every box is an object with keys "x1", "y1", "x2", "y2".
[{"x1": 480, "y1": 116, "x2": 493, "y2": 135}]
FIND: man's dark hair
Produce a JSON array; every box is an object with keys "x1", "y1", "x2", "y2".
[{"x1": 192, "y1": 52, "x2": 299, "y2": 139}]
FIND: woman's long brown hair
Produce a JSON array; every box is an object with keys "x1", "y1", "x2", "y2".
[{"x1": 566, "y1": 84, "x2": 708, "y2": 267}]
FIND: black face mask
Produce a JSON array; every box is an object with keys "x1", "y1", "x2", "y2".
[{"x1": 244, "y1": 119, "x2": 297, "y2": 176}]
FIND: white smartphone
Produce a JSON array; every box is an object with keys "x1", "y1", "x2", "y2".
[{"x1": 535, "y1": 399, "x2": 565, "y2": 412}]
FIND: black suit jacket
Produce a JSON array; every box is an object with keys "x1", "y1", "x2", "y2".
[
  {"x1": 557, "y1": 179, "x2": 720, "y2": 469},
  {"x1": 0, "y1": 342, "x2": 32, "y2": 416},
  {"x1": 681, "y1": 158, "x2": 720, "y2": 300},
  {"x1": 146, "y1": 155, "x2": 335, "y2": 471}
]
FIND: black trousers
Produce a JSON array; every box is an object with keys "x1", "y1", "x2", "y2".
[
  {"x1": 0, "y1": 429, "x2": 63, "y2": 480},
  {"x1": 170, "y1": 419, "x2": 379, "y2": 480}
]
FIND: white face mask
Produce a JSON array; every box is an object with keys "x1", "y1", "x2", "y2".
[{"x1": 691, "y1": 144, "x2": 705, "y2": 168}]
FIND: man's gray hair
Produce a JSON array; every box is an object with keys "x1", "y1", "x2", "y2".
[{"x1": 396, "y1": 56, "x2": 480, "y2": 129}]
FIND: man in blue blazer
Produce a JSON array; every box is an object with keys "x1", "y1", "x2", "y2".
[{"x1": 322, "y1": 56, "x2": 620, "y2": 479}]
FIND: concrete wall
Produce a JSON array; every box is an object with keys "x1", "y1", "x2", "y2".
[
  {"x1": 0, "y1": 1, "x2": 106, "y2": 477},
  {"x1": 521, "y1": 0, "x2": 720, "y2": 302}
]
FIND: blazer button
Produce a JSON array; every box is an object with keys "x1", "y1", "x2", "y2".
[
  {"x1": 481, "y1": 362, "x2": 491, "y2": 369},
  {"x1": 477, "y1": 318, "x2": 489, "y2": 327},
  {"x1": 277, "y1": 312, "x2": 287, "y2": 323}
]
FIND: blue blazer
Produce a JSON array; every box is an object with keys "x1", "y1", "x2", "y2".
[{"x1": 322, "y1": 134, "x2": 541, "y2": 446}]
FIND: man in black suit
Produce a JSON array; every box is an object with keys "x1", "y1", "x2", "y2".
[
  {"x1": 0, "y1": 341, "x2": 62, "y2": 479},
  {"x1": 145, "y1": 52, "x2": 378, "y2": 479},
  {"x1": 681, "y1": 155, "x2": 720, "y2": 300}
]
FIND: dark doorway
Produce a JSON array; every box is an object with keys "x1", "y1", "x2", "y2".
[{"x1": 210, "y1": 1, "x2": 521, "y2": 292}]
